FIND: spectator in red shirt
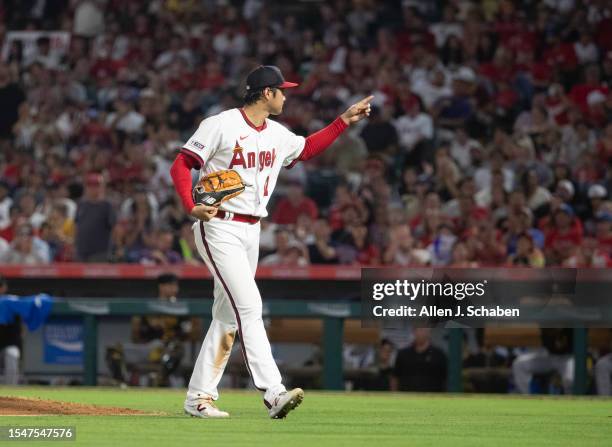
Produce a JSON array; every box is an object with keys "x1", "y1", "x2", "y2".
[
  {"x1": 545, "y1": 204, "x2": 584, "y2": 264},
  {"x1": 569, "y1": 64, "x2": 609, "y2": 113},
  {"x1": 90, "y1": 41, "x2": 126, "y2": 81},
  {"x1": 348, "y1": 224, "x2": 380, "y2": 265},
  {"x1": 597, "y1": 123, "x2": 612, "y2": 165},
  {"x1": 585, "y1": 90, "x2": 608, "y2": 128},
  {"x1": 594, "y1": 212, "x2": 612, "y2": 256},
  {"x1": 414, "y1": 207, "x2": 444, "y2": 249},
  {"x1": 602, "y1": 51, "x2": 612, "y2": 86},
  {"x1": 409, "y1": 190, "x2": 441, "y2": 231},
  {"x1": 543, "y1": 34, "x2": 578, "y2": 73},
  {"x1": 272, "y1": 181, "x2": 319, "y2": 225},
  {"x1": 494, "y1": 79, "x2": 520, "y2": 112},
  {"x1": 468, "y1": 219, "x2": 507, "y2": 266},
  {"x1": 528, "y1": 57, "x2": 554, "y2": 91},
  {"x1": 3, "y1": 0, "x2": 612, "y2": 273},
  {"x1": 545, "y1": 84, "x2": 570, "y2": 126},
  {"x1": 328, "y1": 185, "x2": 359, "y2": 231},
  {"x1": 449, "y1": 240, "x2": 478, "y2": 267},
  {"x1": 0, "y1": 207, "x2": 23, "y2": 243},
  {"x1": 453, "y1": 191, "x2": 489, "y2": 237},
  {"x1": 479, "y1": 47, "x2": 516, "y2": 84},
  {"x1": 565, "y1": 237, "x2": 611, "y2": 268},
  {"x1": 196, "y1": 60, "x2": 225, "y2": 92}
]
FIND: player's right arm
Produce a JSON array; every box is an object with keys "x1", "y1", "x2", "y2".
[
  {"x1": 283, "y1": 96, "x2": 373, "y2": 169},
  {"x1": 170, "y1": 116, "x2": 222, "y2": 222},
  {"x1": 170, "y1": 151, "x2": 219, "y2": 221}
]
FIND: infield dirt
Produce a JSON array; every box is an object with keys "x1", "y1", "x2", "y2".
[{"x1": 0, "y1": 396, "x2": 155, "y2": 416}]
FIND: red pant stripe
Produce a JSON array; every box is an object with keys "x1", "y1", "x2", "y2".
[{"x1": 199, "y1": 221, "x2": 266, "y2": 392}]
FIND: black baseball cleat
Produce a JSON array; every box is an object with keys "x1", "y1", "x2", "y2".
[{"x1": 267, "y1": 388, "x2": 304, "y2": 419}]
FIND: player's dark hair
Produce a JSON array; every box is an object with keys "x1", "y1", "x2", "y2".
[
  {"x1": 157, "y1": 272, "x2": 178, "y2": 285},
  {"x1": 243, "y1": 87, "x2": 279, "y2": 105},
  {"x1": 380, "y1": 338, "x2": 394, "y2": 348},
  {"x1": 244, "y1": 89, "x2": 265, "y2": 105}
]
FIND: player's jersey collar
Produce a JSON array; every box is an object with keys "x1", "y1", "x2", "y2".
[{"x1": 239, "y1": 108, "x2": 267, "y2": 132}]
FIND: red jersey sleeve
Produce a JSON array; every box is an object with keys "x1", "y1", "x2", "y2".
[{"x1": 170, "y1": 152, "x2": 199, "y2": 213}]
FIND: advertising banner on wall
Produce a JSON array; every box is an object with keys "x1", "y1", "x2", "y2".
[{"x1": 43, "y1": 318, "x2": 83, "y2": 365}]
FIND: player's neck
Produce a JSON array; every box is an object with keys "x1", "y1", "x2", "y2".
[{"x1": 241, "y1": 104, "x2": 269, "y2": 128}]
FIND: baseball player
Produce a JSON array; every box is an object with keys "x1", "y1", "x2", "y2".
[{"x1": 170, "y1": 65, "x2": 372, "y2": 419}]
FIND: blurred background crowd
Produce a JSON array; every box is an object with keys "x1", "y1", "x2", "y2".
[{"x1": 1, "y1": 0, "x2": 612, "y2": 268}]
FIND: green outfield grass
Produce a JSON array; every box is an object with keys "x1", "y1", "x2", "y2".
[{"x1": 0, "y1": 387, "x2": 610, "y2": 447}]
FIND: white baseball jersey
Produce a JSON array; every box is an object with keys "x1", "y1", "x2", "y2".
[{"x1": 181, "y1": 108, "x2": 305, "y2": 217}]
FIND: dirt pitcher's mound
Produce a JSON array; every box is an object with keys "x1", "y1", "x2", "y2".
[{"x1": 0, "y1": 396, "x2": 157, "y2": 416}]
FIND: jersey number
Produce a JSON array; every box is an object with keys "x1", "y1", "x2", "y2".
[{"x1": 263, "y1": 176, "x2": 270, "y2": 196}]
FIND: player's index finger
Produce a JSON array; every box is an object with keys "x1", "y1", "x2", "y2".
[{"x1": 359, "y1": 95, "x2": 374, "y2": 104}]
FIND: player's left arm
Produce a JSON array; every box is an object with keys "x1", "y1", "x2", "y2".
[{"x1": 285, "y1": 95, "x2": 373, "y2": 168}]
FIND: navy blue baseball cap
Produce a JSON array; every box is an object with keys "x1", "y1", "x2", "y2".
[{"x1": 245, "y1": 65, "x2": 298, "y2": 92}]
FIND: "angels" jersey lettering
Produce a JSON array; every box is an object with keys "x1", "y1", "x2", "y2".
[
  {"x1": 181, "y1": 108, "x2": 305, "y2": 217},
  {"x1": 228, "y1": 142, "x2": 277, "y2": 172}
]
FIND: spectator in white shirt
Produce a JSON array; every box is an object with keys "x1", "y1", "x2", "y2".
[
  {"x1": 574, "y1": 31, "x2": 599, "y2": 66},
  {"x1": 393, "y1": 96, "x2": 433, "y2": 156},
  {"x1": 17, "y1": 193, "x2": 46, "y2": 230},
  {"x1": 213, "y1": 28, "x2": 248, "y2": 58},
  {"x1": 383, "y1": 223, "x2": 429, "y2": 266},
  {"x1": 1, "y1": 224, "x2": 50, "y2": 265},
  {"x1": 260, "y1": 229, "x2": 309, "y2": 267},
  {"x1": 0, "y1": 182, "x2": 13, "y2": 230},
  {"x1": 450, "y1": 128, "x2": 482, "y2": 171},
  {"x1": 0, "y1": 236, "x2": 9, "y2": 260},
  {"x1": 73, "y1": 0, "x2": 105, "y2": 37},
  {"x1": 154, "y1": 35, "x2": 194, "y2": 70},
  {"x1": 429, "y1": 5, "x2": 463, "y2": 48},
  {"x1": 26, "y1": 37, "x2": 62, "y2": 70},
  {"x1": 474, "y1": 149, "x2": 514, "y2": 193},
  {"x1": 523, "y1": 169, "x2": 552, "y2": 212},
  {"x1": 106, "y1": 98, "x2": 145, "y2": 134},
  {"x1": 412, "y1": 68, "x2": 452, "y2": 112}
]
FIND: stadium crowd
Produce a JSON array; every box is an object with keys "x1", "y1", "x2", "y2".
[{"x1": 0, "y1": 0, "x2": 611, "y2": 268}]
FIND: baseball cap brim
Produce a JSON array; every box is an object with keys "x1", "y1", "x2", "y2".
[{"x1": 279, "y1": 81, "x2": 299, "y2": 88}]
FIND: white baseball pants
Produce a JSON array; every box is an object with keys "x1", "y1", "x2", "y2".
[
  {"x1": 187, "y1": 219, "x2": 285, "y2": 404},
  {"x1": 595, "y1": 353, "x2": 612, "y2": 395},
  {"x1": 512, "y1": 349, "x2": 574, "y2": 393},
  {"x1": 2, "y1": 346, "x2": 20, "y2": 385}
]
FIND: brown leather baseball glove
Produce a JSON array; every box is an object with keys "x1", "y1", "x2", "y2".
[{"x1": 192, "y1": 169, "x2": 246, "y2": 206}]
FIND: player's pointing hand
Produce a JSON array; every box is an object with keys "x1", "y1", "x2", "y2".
[{"x1": 340, "y1": 95, "x2": 374, "y2": 125}]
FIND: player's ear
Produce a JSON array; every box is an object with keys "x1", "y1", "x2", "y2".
[
  {"x1": 262, "y1": 87, "x2": 271, "y2": 100},
  {"x1": 266, "y1": 87, "x2": 278, "y2": 100}
]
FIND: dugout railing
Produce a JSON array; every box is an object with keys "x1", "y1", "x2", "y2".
[
  {"x1": 4, "y1": 264, "x2": 607, "y2": 393},
  {"x1": 48, "y1": 298, "x2": 590, "y2": 394}
]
